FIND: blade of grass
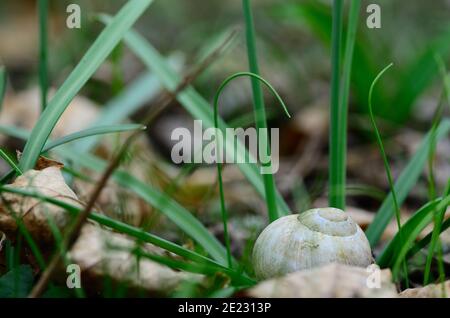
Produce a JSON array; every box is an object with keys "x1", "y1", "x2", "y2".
[
  {"x1": 0, "y1": 185, "x2": 249, "y2": 282},
  {"x1": 38, "y1": 0, "x2": 49, "y2": 111},
  {"x1": 367, "y1": 63, "x2": 408, "y2": 284},
  {"x1": 328, "y1": 0, "x2": 344, "y2": 209},
  {"x1": 213, "y1": 71, "x2": 291, "y2": 268},
  {"x1": 53, "y1": 147, "x2": 233, "y2": 266},
  {"x1": 42, "y1": 124, "x2": 145, "y2": 152},
  {"x1": 131, "y1": 248, "x2": 254, "y2": 286},
  {"x1": 99, "y1": 16, "x2": 291, "y2": 215},
  {"x1": 406, "y1": 217, "x2": 450, "y2": 260},
  {"x1": 423, "y1": 174, "x2": 449, "y2": 284},
  {"x1": 43, "y1": 209, "x2": 85, "y2": 298},
  {"x1": 73, "y1": 72, "x2": 161, "y2": 153},
  {"x1": 376, "y1": 196, "x2": 450, "y2": 279},
  {"x1": 365, "y1": 118, "x2": 450, "y2": 246},
  {"x1": 242, "y1": 0, "x2": 281, "y2": 222},
  {"x1": 0, "y1": 149, "x2": 22, "y2": 175},
  {"x1": 334, "y1": 0, "x2": 361, "y2": 210},
  {"x1": 423, "y1": 56, "x2": 450, "y2": 285},
  {"x1": 0, "y1": 106, "x2": 233, "y2": 265},
  {"x1": 0, "y1": 197, "x2": 46, "y2": 270},
  {"x1": 0, "y1": 124, "x2": 144, "y2": 183},
  {"x1": 19, "y1": 0, "x2": 153, "y2": 172},
  {"x1": 74, "y1": 54, "x2": 183, "y2": 153}
]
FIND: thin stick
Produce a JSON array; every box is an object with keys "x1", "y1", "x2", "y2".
[{"x1": 28, "y1": 30, "x2": 238, "y2": 298}]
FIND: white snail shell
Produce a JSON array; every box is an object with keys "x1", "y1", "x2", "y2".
[{"x1": 252, "y1": 208, "x2": 373, "y2": 280}]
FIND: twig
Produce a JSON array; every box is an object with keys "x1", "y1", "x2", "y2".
[{"x1": 28, "y1": 29, "x2": 238, "y2": 298}]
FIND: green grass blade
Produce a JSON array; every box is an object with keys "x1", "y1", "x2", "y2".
[
  {"x1": 242, "y1": 0, "x2": 281, "y2": 222},
  {"x1": 0, "y1": 186, "x2": 222, "y2": 268},
  {"x1": 213, "y1": 71, "x2": 291, "y2": 268},
  {"x1": 365, "y1": 118, "x2": 450, "y2": 246},
  {"x1": 57, "y1": 148, "x2": 232, "y2": 267},
  {"x1": 74, "y1": 57, "x2": 182, "y2": 153},
  {"x1": 334, "y1": 0, "x2": 361, "y2": 211},
  {"x1": 377, "y1": 196, "x2": 450, "y2": 279},
  {"x1": 132, "y1": 249, "x2": 254, "y2": 286},
  {"x1": 38, "y1": 0, "x2": 49, "y2": 111},
  {"x1": 1, "y1": 184, "x2": 254, "y2": 285},
  {"x1": 18, "y1": 0, "x2": 153, "y2": 172},
  {"x1": 406, "y1": 215, "x2": 450, "y2": 261},
  {"x1": 74, "y1": 72, "x2": 160, "y2": 152},
  {"x1": 423, "y1": 57, "x2": 450, "y2": 285},
  {"x1": 328, "y1": 0, "x2": 344, "y2": 209},
  {"x1": 1, "y1": 185, "x2": 255, "y2": 287},
  {"x1": 0, "y1": 198, "x2": 46, "y2": 270},
  {"x1": 0, "y1": 149, "x2": 22, "y2": 175},
  {"x1": 367, "y1": 63, "x2": 408, "y2": 283},
  {"x1": 99, "y1": 16, "x2": 291, "y2": 215},
  {"x1": 42, "y1": 124, "x2": 145, "y2": 152},
  {"x1": 424, "y1": 179, "x2": 450, "y2": 284}
]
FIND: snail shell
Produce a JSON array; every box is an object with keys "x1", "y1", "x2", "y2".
[{"x1": 252, "y1": 208, "x2": 373, "y2": 280}]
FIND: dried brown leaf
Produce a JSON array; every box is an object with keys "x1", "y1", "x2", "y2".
[
  {"x1": 0, "y1": 164, "x2": 80, "y2": 244},
  {"x1": 67, "y1": 224, "x2": 203, "y2": 295},
  {"x1": 399, "y1": 281, "x2": 450, "y2": 298},
  {"x1": 244, "y1": 263, "x2": 397, "y2": 298}
]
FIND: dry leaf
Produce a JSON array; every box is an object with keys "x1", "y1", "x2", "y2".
[
  {"x1": 244, "y1": 263, "x2": 397, "y2": 298},
  {"x1": 0, "y1": 161, "x2": 80, "y2": 244},
  {"x1": 67, "y1": 224, "x2": 203, "y2": 295},
  {"x1": 399, "y1": 281, "x2": 450, "y2": 298}
]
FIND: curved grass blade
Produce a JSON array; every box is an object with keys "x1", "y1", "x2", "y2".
[
  {"x1": 42, "y1": 124, "x2": 146, "y2": 152},
  {"x1": 98, "y1": 15, "x2": 291, "y2": 215},
  {"x1": 367, "y1": 63, "x2": 409, "y2": 283},
  {"x1": 19, "y1": 0, "x2": 153, "y2": 172},
  {"x1": 365, "y1": 118, "x2": 450, "y2": 246},
  {"x1": 213, "y1": 71, "x2": 291, "y2": 267}
]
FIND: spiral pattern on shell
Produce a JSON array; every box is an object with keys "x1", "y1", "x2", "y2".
[{"x1": 252, "y1": 208, "x2": 373, "y2": 280}]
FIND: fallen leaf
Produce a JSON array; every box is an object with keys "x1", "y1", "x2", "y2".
[
  {"x1": 67, "y1": 224, "x2": 203, "y2": 296},
  {"x1": 399, "y1": 281, "x2": 450, "y2": 298},
  {"x1": 243, "y1": 263, "x2": 397, "y2": 298},
  {"x1": 0, "y1": 160, "x2": 80, "y2": 245}
]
